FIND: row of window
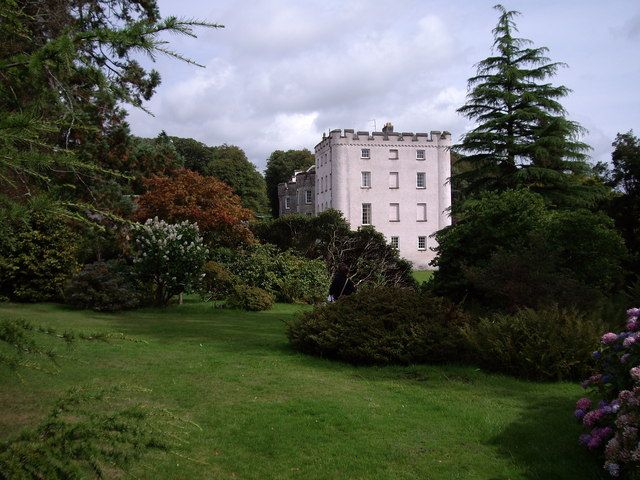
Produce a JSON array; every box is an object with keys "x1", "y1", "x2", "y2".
[
  {"x1": 318, "y1": 174, "x2": 332, "y2": 193},
  {"x1": 389, "y1": 236, "x2": 427, "y2": 251},
  {"x1": 361, "y1": 148, "x2": 426, "y2": 160},
  {"x1": 362, "y1": 171, "x2": 426, "y2": 189},
  {"x1": 362, "y1": 203, "x2": 428, "y2": 224}
]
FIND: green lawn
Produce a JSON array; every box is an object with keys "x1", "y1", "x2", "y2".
[
  {"x1": 412, "y1": 270, "x2": 434, "y2": 284},
  {"x1": 0, "y1": 300, "x2": 605, "y2": 479}
]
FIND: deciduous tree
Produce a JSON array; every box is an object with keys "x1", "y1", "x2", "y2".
[
  {"x1": 135, "y1": 169, "x2": 255, "y2": 246},
  {"x1": 206, "y1": 144, "x2": 268, "y2": 214}
]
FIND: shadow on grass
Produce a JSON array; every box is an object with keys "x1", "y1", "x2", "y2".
[{"x1": 487, "y1": 396, "x2": 607, "y2": 480}]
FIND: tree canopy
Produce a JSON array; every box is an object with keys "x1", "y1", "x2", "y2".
[
  {"x1": 134, "y1": 168, "x2": 255, "y2": 247},
  {"x1": 205, "y1": 144, "x2": 269, "y2": 214},
  {"x1": 264, "y1": 149, "x2": 315, "y2": 217},
  {"x1": 597, "y1": 131, "x2": 640, "y2": 280},
  {"x1": 170, "y1": 136, "x2": 213, "y2": 173},
  {"x1": 454, "y1": 4, "x2": 600, "y2": 209}
]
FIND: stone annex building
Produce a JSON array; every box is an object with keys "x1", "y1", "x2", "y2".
[{"x1": 278, "y1": 123, "x2": 452, "y2": 268}]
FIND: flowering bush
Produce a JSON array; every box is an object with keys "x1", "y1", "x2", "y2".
[
  {"x1": 131, "y1": 218, "x2": 208, "y2": 306},
  {"x1": 576, "y1": 307, "x2": 640, "y2": 477}
]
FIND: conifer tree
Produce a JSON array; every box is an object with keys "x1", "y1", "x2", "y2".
[
  {"x1": 0, "y1": 0, "x2": 220, "y2": 216},
  {"x1": 455, "y1": 4, "x2": 600, "y2": 208}
]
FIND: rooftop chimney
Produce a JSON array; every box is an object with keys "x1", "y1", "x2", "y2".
[{"x1": 382, "y1": 122, "x2": 394, "y2": 133}]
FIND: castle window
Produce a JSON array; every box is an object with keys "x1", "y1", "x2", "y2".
[
  {"x1": 418, "y1": 236, "x2": 427, "y2": 250},
  {"x1": 305, "y1": 190, "x2": 312, "y2": 204},
  {"x1": 416, "y1": 150, "x2": 425, "y2": 160},
  {"x1": 361, "y1": 171, "x2": 371, "y2": 188},
  {"x1": 390, "y1": 236, "x2": 399, "y2": 249},
  {"x1": 389, "y1": 203, "x2": 400, "y2": 222},
  {"x1": 285, "y1": 197, "x2": 290, "y2": 210},
  {"x1": 362, "y1": 203, "x2": 372, "y2": 225},
  {"x1": 417, "y1": 203, "x2": 427, "y2": 222},
  {"x1": 389, "y1": 172, "x2": 399, "y2": 189},
  {"x1": 389, "y1": 149, "x2": 399, "y2": 160},
  {"x1": 416, "y1": 172, "x2": 426, "y2": 189},
  {"x1": 361, "y1": 148, "x2": 370, "y2": 159}
]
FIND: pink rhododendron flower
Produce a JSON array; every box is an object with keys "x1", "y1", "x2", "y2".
[
  {"x1": 630, "y1": 367, "x2": 640, "y2": 382},
  {"x1": 602, "y1": 332, "x2": 619, "y2": 344},
  {"x1": 627, "y1": 308, "x2": 640, "y2": 319},
  {"x1": 624, "y1": 336, "x2": 636, "y2": 347}
]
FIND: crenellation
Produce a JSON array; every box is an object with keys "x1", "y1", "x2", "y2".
[{"x1": 315, "y1": 128, "x2": 451, "y2": 152}]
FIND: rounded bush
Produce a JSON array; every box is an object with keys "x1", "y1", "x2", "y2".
[
  {"x1": 462, "y1": 306, "x2": 603, "y2": 380},
  {"x1": 286, "y1": 287, "x2": 471, "y2": 365},
  {"x1": 226, "y1": 285, "x2": 273, "y2": 311},
  {"x1": 64, "y1": 260, "x2": 143, "y2": 312},
  {"x1": 200, "y1": 261, "x2": 238, "y2": 301}
]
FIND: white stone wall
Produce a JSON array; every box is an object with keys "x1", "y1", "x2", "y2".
[{"x1": 314, "y1": 128, "x2": 452, "y2": 269}]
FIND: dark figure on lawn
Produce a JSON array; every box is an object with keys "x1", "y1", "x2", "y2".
[{"x1": 328, "y1": 264, "x2": 356, "y2": 301}]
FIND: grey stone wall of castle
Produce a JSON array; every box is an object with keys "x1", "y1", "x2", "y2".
[{"x1": 277, "y1": 166, "x2": 316, "y2": 216}]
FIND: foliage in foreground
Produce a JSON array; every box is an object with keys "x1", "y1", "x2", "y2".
[
  {"x1": 463, "y1": 306, "x2": 602, "y2": 381},
  {"x1": 0, "y1": 386, "x2": 171, "y2": 480},
  {"x1": 0, "y1": 317, "x2": 180, "y2": 479},
  {"x1": 575, "y1": 308, "x2": 640, "y2": 478},
  {"x1": 287, "y1": 287, "x2": 470, "y2": 365},
  {"x1": 0, "y1": 0, "x2": 219, "y2": 222}
]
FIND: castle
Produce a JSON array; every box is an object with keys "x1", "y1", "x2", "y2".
[{"x1": 278, "y1": 123, "x2": 452, "y2": 268}]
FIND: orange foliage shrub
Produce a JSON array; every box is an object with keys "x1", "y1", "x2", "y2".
[{"x1": 135, "y1": 169, "x2": 255, "y2": 246}]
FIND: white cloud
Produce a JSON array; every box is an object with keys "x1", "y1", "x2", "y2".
[{"x1": 126, "y1": 0, "x2": 639, "y2": 172}]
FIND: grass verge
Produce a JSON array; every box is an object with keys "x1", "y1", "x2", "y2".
[{"x1": 0, "y1": 300, "x2": 604, "y2": 479}]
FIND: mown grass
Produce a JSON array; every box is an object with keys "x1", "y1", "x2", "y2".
[
  {"x1": 0, "y1": 300, "x2": 605, "y2": 479},
  {"x1": 412, "y1": 270, "x2": 434, "y2": 284}
]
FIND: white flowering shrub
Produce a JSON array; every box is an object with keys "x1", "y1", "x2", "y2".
[{"x1": 131, "y1": 218, "x2": 208, "y2": 306}]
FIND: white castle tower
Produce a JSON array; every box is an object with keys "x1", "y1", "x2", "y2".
[{"x1": 314, "y1": 123, "x2": 452, "y2": 268}]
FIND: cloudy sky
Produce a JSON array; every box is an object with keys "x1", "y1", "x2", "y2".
[{"x1": 127, "y1": 0, "x2": 640, "y2": 172}]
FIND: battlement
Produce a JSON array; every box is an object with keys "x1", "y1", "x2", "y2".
[{"x1": 315, "y1": 128, "x2": 451, "y2": 151}]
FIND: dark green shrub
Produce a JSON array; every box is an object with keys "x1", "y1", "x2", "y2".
[
  {"x1": 200, "y1": 261, "x2": 238, "y2": 301},
  {"x1": 227, "y1": 285, "x2": 273, "y2": 311},
  {"x1": 464, "y1": 236, "x2": 602, "y2": 312},
  {"x1": 462, "y1": 306, "x2": 603, "y2": 381},
  {"x1": 64, "y1": 260, "x2": 143, "y2": 312},
  {"x1": 0, "y1": 213, "x2": 80, "y2": 302},
  {"x1": 432, "y1": 189, "x2": 627, "y2": 311},
  {"x1": 286, "y1": 287, "x2": 471, "y2": 365}
]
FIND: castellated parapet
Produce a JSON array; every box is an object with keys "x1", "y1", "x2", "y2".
[{"x1": 313, "y1": 126, "x2": 452, "y2": 269}]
